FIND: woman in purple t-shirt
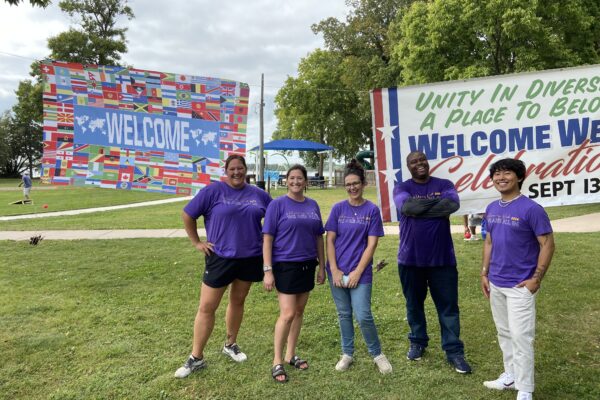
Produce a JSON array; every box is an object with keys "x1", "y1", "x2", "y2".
[
  {"x1": 263, "y1": 164, "x2": 326, "y2": 383},
  {"x1": 174, "y1": 155, "x2": 272, "y2": 379},
  {"x1": 325, "y1": 159, "x2": 392, "y2": 374}
]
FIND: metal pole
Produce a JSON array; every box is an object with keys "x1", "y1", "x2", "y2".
[{"x1": 257, "y1": 73, "x2": 266, "y2": 189}]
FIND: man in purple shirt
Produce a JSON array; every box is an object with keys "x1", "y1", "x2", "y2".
[
  {"x1": 481, "y1": 158, "x2": 555, "y2": 400},
  {"x1": 393, "y1": 151, "x2": 471, "y2": 374}
]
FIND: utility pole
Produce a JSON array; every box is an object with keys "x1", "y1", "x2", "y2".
[{"x1": 257, "y1": 73, "x2": 266, "y2": 190}]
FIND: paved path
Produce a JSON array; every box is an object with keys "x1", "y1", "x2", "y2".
[
  {"x1": 0, "y1": 196, "x2": 191, "y2": 221},
  {"x1": 2, "y1": 213, "x2": 599, "y2": 241}
]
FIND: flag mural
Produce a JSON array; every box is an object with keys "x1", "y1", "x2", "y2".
[
  {"x1": 41, "y1": 61, "x2": 250, "y2": 195},
  {"x1": 371, "y1": 65, "x2": 600, "y2": 222}
]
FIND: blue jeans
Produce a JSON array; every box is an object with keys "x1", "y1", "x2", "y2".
[
  {"x1": 329, "y1": 281, "x2": 382, "y2": 357},
  {"x1": 398, "y1": 265, "x2": 464, "y2": 358}
]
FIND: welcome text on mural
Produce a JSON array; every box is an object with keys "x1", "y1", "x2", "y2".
[
  {"x1": 409, "y1": 117, "x2": 600, "y2": 160},
  {"x1": 105, "y1": 112, "x2": 190, "y2": 152}
]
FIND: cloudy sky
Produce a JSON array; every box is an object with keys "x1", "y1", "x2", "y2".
[{"x1": 0, "y1": 0, "x2": 349, "y2": 149}]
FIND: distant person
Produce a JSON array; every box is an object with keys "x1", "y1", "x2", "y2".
[
  {"x1": 174, "y1": 155, "x2": 272, "y2": 378},
  {"x1": 481, "y1": 158, "x2": 555, "y2": 400},
  {"x1": 393, "y1": 151, "x2": 472, "y2": 374},
  {"x1": 463, "y1": 213, "x2": 485, "y2": 241},
  {"x1": 19, "y1": 171, "x2": 32, "y2": 200},
  {"x1": 325, "y1": 159, "x2": 392, "y2": 374},
  {"x1": 262, "y1": 164, "x2": 326, "y2": 383}
]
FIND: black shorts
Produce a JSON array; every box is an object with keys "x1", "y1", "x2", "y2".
[
  {"x1": 203, "y1": 253, "x2": 263, "y2": 288},
  {"x1": 273, "y1": 259, "x2": 318, "y2": 294}
]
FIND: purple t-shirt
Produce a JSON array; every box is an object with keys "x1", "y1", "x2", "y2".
[
  {"x1": 262, "y1": 195, "x2": 325, "y2": 263},
  {"x1": 325, "y1": 200, "x2": 384, "y2": 284},
  {"x1": 485, "y1": 195, "x2": 553, "y2": 288},
  {"x1": 393, "y1": 177, "x2": 458, "y2": 267},
  {"x1": 183, "y1": 182, "x2": 272, "y2": 259}
]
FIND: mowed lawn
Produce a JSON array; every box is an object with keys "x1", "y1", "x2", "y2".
[{"x1": 1, "y1": 234, "x2": 599, "y2": 400}]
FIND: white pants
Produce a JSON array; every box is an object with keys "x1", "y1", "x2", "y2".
[{"x1": 490, "y1": 282, "x2": 536, "y2": 393}]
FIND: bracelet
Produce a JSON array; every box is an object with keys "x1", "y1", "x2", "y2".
[{"x1": 263, "y1": 265, "x2": 272, "y2": 272}]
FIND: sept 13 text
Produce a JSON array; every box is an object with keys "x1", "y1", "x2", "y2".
[{"x1": 528, "y1": 178, "x2": 600, "y2": 198}]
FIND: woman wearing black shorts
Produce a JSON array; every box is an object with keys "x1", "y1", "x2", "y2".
[
  {"x1": 175, "y1": 155, "x2": 272, "y2": 378},
  {"x1": 262, "y1": 164, "x2": 325, "y2": 383}
]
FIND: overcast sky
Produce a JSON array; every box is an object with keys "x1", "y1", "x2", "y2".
[{"x1": 0, "y1": 0, "x2": 349, "y2": 150}]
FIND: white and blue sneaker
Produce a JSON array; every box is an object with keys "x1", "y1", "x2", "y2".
[
  {"x1": 484, "y1": 371, "x2": 516, "y2": 390},
  {"x1": 222, "y1": 342, "x2": 247, "y2": 362},
  {"x1": 174, "y1": 355, "x2": 207, "y2": 378}
]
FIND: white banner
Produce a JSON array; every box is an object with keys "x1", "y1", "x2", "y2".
[{"x1": 371, "y1": 65, "x2": 600, "y2": 222}]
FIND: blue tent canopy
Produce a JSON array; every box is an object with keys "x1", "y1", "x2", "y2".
[{"x1": 250, "y1": 139, "x2": 333, "y2": 152}]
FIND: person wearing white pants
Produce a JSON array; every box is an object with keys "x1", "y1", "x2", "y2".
[
  {"x1": 489, "y1": 283, "x2": 536, "y2": 392},
  {"x1": 480, "y1": 158, "x2": 555, "y2": 400}
]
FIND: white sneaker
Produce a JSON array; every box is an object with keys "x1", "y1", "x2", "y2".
[
  {"x1": 222, "y1": 342, "x2": 247, "y2": 362},
  {"x1": 517, "y1": 391, "x2": 533, "y2": 400},
  {"x1": 174, "y1": 355, "x2": 207, "y2": 378},
  {"x1": 335, "y1": 354, "x2": 353, "y2": 371},
  {"x1": 373, "y1": 353, "x2": 392, "y2": 374},
  {"x1": 483, "y1": 372, "x2": 516, "y2": 390}
]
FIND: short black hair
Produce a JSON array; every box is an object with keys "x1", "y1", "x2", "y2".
[
  {"x1": 406, "y1": 151, "x2": 426, "y2": 165},
  {"x1": 489, "y1": 158, "x2": 526, "y2": 189}
]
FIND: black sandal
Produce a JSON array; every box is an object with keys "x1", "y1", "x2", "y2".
[
  {"x1": 289, "y1": 355, "x2": 309, "y2": 370},
  {"x1": 271, "y1": 364, "x2": 288, "y2": 383}
]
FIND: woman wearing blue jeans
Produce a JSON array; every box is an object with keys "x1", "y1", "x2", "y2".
[{"x1": 325, "y1": 160, "x2": 392, "y2": 374}]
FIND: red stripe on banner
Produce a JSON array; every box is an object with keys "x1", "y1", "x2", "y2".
[{"x1": 372, "y1": 89, "x2": 391, "y2": 222}]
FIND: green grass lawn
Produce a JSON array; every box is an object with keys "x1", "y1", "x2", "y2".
[
  {"x1": 2, "y1": 183, "x2": 599, "y2": 231},
  {"x1": 0, "y1": 180, "x2": 175, "y2": 218},
  {"x1": 1, "y1": 234, "x2": 598, "y2": 399}
]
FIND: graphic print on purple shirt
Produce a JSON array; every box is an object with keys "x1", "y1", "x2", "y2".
[
  {"x1": 262, "y1": 195, "x2": 324, "y2": 263},
  {"x1": 183, "y1": 181, "x2": 272, "y2": 259},
  {"x1": 393, "y1": 177, "x2": 458, "y2": 267},
  {"x1": 485, "y1": 195, "x2": 553, "y2": 288},
  {"x1": 325, "y1": 200, "x2": 384, "y2": 284}
]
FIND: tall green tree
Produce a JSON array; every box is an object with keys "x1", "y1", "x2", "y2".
[
  {"x1": 391, "y1": 0, "x2": 600, "y2": 84},
  {"x1": 48, "y1": 0, "x2": 134, "y2": 65},
  {"x1": 274, "y1": 50, "x2": 366, "y2": 174},
  {"x1": 0, "y1": 112, "x2": 13, "y2": 176},
  {"x1": 275, "y1": 0, "x2": 409, "y2": 169},
  {"x1": 9, "y1": 80, "x2": 43, "y2": 176}
]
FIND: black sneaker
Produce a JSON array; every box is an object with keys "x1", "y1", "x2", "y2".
[
  {"x1": 406, "y1": 343, "x2": 425, "y2": 361},
  {"x1": 448, "y1": 355, "x2": 472, "y2": 374}
]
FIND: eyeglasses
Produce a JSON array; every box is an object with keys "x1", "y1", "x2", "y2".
[{"x1": 344, "y1": 181, "x2": 362, "y2": 188}]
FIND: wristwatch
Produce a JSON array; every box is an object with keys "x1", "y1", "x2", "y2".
[{"x1": 263, "y1": 265, "x2": 272, "y2": 272}]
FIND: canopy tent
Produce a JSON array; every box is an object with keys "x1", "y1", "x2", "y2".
[
  {"x1": 250, "y1": 139, "x2": 333, "y2": 152},
  {"x1": 249, "y1": 139, "x2": 334, "y2": 187}
]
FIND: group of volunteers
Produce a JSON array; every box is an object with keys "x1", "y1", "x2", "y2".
[{"x1": 174, "y1": 152, "x2": 555, "y2": 400}]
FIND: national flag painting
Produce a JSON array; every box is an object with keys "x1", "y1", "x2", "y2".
[{"x1": 41, "y1": 61, "x2": 249, "y2": 194}]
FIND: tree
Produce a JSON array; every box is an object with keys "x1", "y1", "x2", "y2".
[
  {"x1": 10, "y1": 80, "x2": 43, "y2": 176},
  {"x1": 275, "y1": 0, "x2": 410, "y2": 169},
  {"x1": 274, "y1": 50, "x2": 366, "y2": 174},
  {"x1": 390, "y1": 0, "x2": 600, "y2": 84},
  {"x1": 3, "y1": 0, "x2": 50, "y2": 6},
  {"x1": 47, "y1": 0, "x2": 134, "y2": 65},
  {"x1": 0, "y1": 112, "x2": 13, "y2": 175},
  {"x1": 312, "y1": 0, "x2": 410, "y2": 89}
]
